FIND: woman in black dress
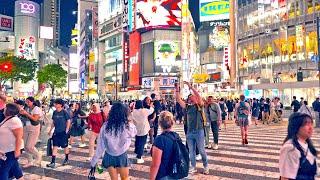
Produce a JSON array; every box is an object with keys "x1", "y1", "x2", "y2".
[{"x1": 69, "y1": 102, "x2": 88, "y2": 148}]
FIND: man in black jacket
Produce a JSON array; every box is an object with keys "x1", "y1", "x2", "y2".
[
  {"x1": 291, "y1": 96, "x2": 300, "y2": 113},
  {"x1": 312, "y1": 97, "x2": 320, "y2": 128}
]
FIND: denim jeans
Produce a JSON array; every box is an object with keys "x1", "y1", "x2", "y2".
[
  {"x1": 186, "y1": 129, "x2": 208, "y2": 168},
  {"x1": 134, "y1": 135, "x2": 147, "y2": 159},
  {"x1": 210, "y1": 121, "x2": 219, "y2": 144},
  {"x1": 0, "y1": 151, "x2": 23, "y2": 180},
  {"x1": 204, "y1": 124, "x2": 211, "y2": 146},
  {"x1": 315, "y1": 112, "x2": 320, "y2": 128}
]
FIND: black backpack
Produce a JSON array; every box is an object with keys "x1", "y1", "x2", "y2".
[{"x1": 164, "y1": 132, "x2": 190, "y2": 179}]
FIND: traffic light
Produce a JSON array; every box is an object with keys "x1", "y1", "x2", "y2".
[{"x1": 297, "y1": 71, "x2": 303, "y2": 82}]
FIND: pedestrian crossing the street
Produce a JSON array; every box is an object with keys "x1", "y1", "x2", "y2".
[{"x1": 21, "y1": 122, "x2": 320, "y2": 180}]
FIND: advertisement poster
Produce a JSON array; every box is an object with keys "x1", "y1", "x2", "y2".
[
  {"x1": 128, "y1": 31, "x2": 141, "y2": 86},
  {"x1": 89, "y1": 51, "x2": 95, "y2": 80},
  {"x1": 0, "y1": 14, "x2": 13, "y2": 31},
  {"x1": 92, "y1": 7, "x2": 98, "y2": 38},
  {"x1": 136, "y1": 0, "x2": 181, "y2": 30},
  {"x1": 154, "y1": 40, "x2": 180, "y2": 73},
  {"x1": 199, "y1": 0, "x2": 230, "y2": 22},
  {"x1": 17, "y1": 36, "x2": 36, "y2": 59},
  {"x1": 209, "y1": 21, "x2": 230, "y2": 50}
]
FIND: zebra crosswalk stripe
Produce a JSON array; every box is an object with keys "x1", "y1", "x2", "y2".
[{"x1": 22, "y1": 123, "x2": 320, "y2": 180}]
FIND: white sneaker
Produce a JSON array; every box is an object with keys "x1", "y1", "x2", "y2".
[
  {"x1": 68, "y1": 145, "x2": 72, "y2": 149},
  {"x1": 196, "y1": 154, "x2": 201, "y2": 161},
  {"x1": 79, "y1": 143, "x2": 87, "y2": 148},
  {"x1": 207, "y1": 144, "x2": 212, "y2": 149},
  {"x1": 86, "y1": 157, "x2": 92, "y2": 161},
  {"x1": 203, "y1": 167, "x2": 210, "y2": 175},
  {"x1": 136, "y1": 158, "x2": 144, "y2": 164},
  {"x1": 212, "y1": 144, "x2": 219, "y2": 150},
  {"x1": 189, "y1": 167, "x2": 197, "y2": 174}
]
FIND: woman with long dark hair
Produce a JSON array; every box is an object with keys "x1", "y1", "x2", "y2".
[
  {"x1": 69, "y1": 102, "x2": 87, "y2": 148},
  {"x1": 90, "y1": 102, "x2": 137, "y2": 180},
  {"x1": 279, "y1": 113, "x2": 318, "y2": 179}
]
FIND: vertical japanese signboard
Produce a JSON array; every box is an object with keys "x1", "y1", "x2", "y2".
[{"x1": 128, "y1": 31, "x2": 141, "y2": 86}]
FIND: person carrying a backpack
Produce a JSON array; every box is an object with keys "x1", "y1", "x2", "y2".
[
  {"x1": 87, "y1": 103, "x2": 106, "y2": 161},
  {"x1": 175, "y1": 81, "x2": 209, "y2": 175},
  {"x1": 150, "y1": 111, "x2": 189, "y2": 180},
  {"x1": 291, "y1": 96, "x2": 301, "y2": 113},
  {"x1": 234, "y1": 95, "x2": 251, "y2": 145},
  {"x1": 46, "y1": 99, "x2": 71, "y2": 168},
  {"x1": 206, "y1": 96, "x2": 222, "y2": 150}
]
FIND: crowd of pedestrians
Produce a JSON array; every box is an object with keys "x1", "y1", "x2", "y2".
[{"x1": 0, "y1": 85, "x2": 319, "y2": 180}]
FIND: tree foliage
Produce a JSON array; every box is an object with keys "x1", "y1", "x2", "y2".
[
  {"x1": 0, "y1": 56, "x2": 38, "y2": 87},
  {"x1": 37, "y1": 64, "x2": 68, "y2": 95}
]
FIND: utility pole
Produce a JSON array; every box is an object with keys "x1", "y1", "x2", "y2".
[
  {"x1": 115, "y1": 58, "x2": 118, "y2": 101},
  {"x1": 317, "y1": 17, "x2": 320, "y2": 96}
]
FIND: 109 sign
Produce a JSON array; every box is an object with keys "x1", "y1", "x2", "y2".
[{"x1": 20, "y1": 2, "x2": 35, "y2": 14}]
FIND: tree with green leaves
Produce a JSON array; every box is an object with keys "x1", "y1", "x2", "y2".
[
  {"x1": 0, "y1": 56, "x2": 38, "y2": 90},
  {"x1": 37, "y1": 64, "x2": 68, "y2": 95}
]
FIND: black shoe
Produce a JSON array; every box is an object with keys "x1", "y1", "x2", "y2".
[
  {"x1": 62, "y1": 159, "x2": 69, "y2": 166},
  {"x1": 245, "y1": 139, "x2": 248, "y2": 144},
  {"x1": 46, "y1": 162, "x2": 55, "y2": 168}
]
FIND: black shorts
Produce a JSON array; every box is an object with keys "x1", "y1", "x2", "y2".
[{"x1": 52, "y1": 131, "x2": 68, "y2": 148}]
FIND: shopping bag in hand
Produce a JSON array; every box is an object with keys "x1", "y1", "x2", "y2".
[{"x1": 46, "y1": 138, "x2": 53, "y2": 156}]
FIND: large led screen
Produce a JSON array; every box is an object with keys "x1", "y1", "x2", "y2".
[
  {"x1": 208, "y1": 21, "x2": 230, "y2": 51},
  {"x1": 199, "y1": 0, "x2": 230, "y2": 22},
  {"x1": 154, "y1": 40, "x2": 180, "y2": 73},
  {"x1": 136, "y1": 0, "x2": 181, "y2": 30}
]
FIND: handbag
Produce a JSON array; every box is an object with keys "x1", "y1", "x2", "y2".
[{"x1": 46, "y1": 138, "x2": 53, "y2": 156}]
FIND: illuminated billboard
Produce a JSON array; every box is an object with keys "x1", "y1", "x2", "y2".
[
  {"x1": 128, "y1": 31, "x2": 141, "y2": 86},
  {"x1": 136, "y1": 0, "x2": 181, "y2": 30},
  {"x1": 15, "y1": 0, "x2": 40, "y2": 18},
  {"x1": 0, "y1": 14, "x2": 13, "y2": 31},
  {"x1": 40, "y1": 26, "x2": 53, "y2": 39},
  {"x1": 208, "y1": 21, "x2": 230, "y2": 50},
  {"x1": 17, "y1": 36, "x2": 36, "y2": 59},
  {"x1": 199, "y1": 0, "x2": 230, "y2": 22},
  {"x1": 154, "y1": 41, "x2": 180, "y2": 73}
]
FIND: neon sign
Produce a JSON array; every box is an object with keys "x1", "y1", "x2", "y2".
[{"x1": 20, "y1": 2, "x2": 35, "y2": 14}]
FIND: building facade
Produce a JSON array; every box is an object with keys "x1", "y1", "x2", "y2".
[
  {"x1": 42, "y1": 0, "x2": 60, "y2": 46},
  {"x1": 14, "y1": 0, "x2": 40, "y2": 97},
  {"x1": 97, "y1": 0, "x2": 123, "y2": 100},
  {"x1": 77, "y1": 0, "x2": 98, "y2": 99},
  {"x1": 236, "y1": 0, "x2": 320, "y2": 105}
]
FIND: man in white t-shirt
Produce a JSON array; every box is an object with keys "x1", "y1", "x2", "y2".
[{"x1": 19, "y1": 97, "x2": 42, "y2": 168}]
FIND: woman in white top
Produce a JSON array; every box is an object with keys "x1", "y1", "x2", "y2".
[
  {"x1": 131, "y1": 100, "x2": 154, "y2": 164},
  {"x1": 279, "y1": 112, "x2": 318, "y2": 180},
  {"x1": 19, "y1": 96, "x2": 42, "y2": 168},
  {"x1": 0, "y1": 103, "x2": 24, "y2": 180}
]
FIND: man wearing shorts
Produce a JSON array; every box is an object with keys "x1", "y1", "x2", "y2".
[
  {"x1": 47, "y1": 99, "x2": 71, "y2": 168},
  {"x1": 235, "y1": 95, "x2": 251, "y2": 145}
]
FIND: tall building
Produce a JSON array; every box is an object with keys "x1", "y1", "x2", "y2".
[
  {"x1": 236, "y1": 0, "x2": 320, "y2": 104},
  {"x1": 77, "y1": 0, "x2": 98, "y2": 99},
  {"x1": 42, "y1": 0, "x2": 60, "y2": 46},
  {"x1": 97, "y1": 0, "x2": 123, "y2": 100}
]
